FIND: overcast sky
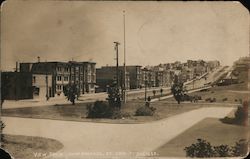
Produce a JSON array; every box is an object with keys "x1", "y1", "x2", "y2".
[{"x1": 1, "y1": 0, "x2": 249, "y2": 71}]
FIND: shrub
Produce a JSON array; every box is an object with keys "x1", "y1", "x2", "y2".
[
  {"x1": 184, "y1": 139, "x2": 215, "y2": 157},
  {"x1": 205, "y1": 98, "x2": 211, "y2": 102},
  {"x1": 222, "y1": 98, "x2": 228, "y2": 102},
  {"x1": 234, "y1": 106, "x2": 247, "y2": 125},
  {"x1": 212, "y1": 98, "x2": 216, "y2": 102},
  {"x1": 184, "y1": 139, "x2": 248, "y2": 157},
  {"x1": 231, "y1": 139, "x2": 248, "y2": 157},
  {"x1": 86, "y1": 101, "x2": 115, "y2": 118},
  {"x1": 135, "y1": 106, "x2": 156, "y2": 116},
  {"x1": 213, "y1": 145, "x2": 231, "y2": 157},
  {"x1": 221, "y1": 106, "x2": 247, "y2": 125},
  {"x1": 0, "y1": 121, "x2": 5, "y2": 147}
]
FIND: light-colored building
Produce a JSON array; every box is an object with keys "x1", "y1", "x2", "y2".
[{"x1": 32, "y1": 74, "x2": 53, "y2": 100}]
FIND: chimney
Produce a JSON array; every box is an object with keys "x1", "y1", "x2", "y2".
[{"x1": 37, "y1": 56, "x2": 40, "y2": 63}]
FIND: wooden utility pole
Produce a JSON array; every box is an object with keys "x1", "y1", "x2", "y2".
[
  {"x1": 123, "y1": 10, "x2": 127, "y2": 104},
  {"x1": 45, "y1": 60, "x2": 49, "y2": 101}
]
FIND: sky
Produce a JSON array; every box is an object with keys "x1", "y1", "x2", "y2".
[{"x1": 1, "y1": 0, "x2": 249, "y2": 71}]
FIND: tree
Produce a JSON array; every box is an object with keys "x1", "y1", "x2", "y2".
[
  {"x1": 171, "y1": 75, "x2": 184, "y2": 104},
  {"x1": 63, "y1": 83, "x2": 77, "y2": 105},
  {"x1": 1, "y1": 73, "x2": 11, "y2": 147},
  {"x1": 106, "y1": 84, "x2": 121, "y2": 109}
]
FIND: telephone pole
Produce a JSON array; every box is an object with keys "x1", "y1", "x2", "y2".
[{"x1": 123, "y1": 10, "x2": 127, "y2": 104}]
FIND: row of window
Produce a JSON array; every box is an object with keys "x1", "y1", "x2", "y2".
[
  {"x1": 56, "y1": 75, "x2": 95, "y2": 82},
  {"x1": 56, "y1": 84, "x2": 95, "y2": 91},
  {"x1": 56, "y1": 66, "x2": 96, "y2": 73}
]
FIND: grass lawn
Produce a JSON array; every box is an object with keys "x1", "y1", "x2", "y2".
[
  {"x1": 2, "y1": 101, "x2": 204, "y2": 124},
  {"x1": 2, "y1": 134, "x2": 63, "y2": 159},
  {"x1": 155, "y1": 117, "x2": 249, "y2": 157},
  {"x1": 166, "y1": 83, "x2": 249, "y2": 104}
]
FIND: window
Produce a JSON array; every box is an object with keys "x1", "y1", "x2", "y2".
[
  {"x1": 65, "y1": 67, "x2": 69, "y2": 72},
  {"x1": 57, "y1": 67, "x2": 62, "y2": 72},
  {"x1": 57, "y1": 76, "x2": 62, "y2": 81},
  {"x1": 57, "y1": 85, "x2": 62, "y2": 90},
  {"x1": 33, "y1": 76, "x2": 36, "y2": 83},
  {"x1": 64, "y1": 76, "x2": 68, "y2": 81}
]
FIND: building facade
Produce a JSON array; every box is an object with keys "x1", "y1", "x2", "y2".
[
  {"x1": 96, "y1": 66, "x2": 130, "y2": 92},
  {"x1": 1, "y1": 72, "x2": 33, "y2": 100},
  {"x1": 20, "y1": 61, "x2": 96, "y2": 97}
]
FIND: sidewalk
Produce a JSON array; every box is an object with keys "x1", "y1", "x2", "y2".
[{"x1": 2, "y1": 92, "x2": 108, "y2": 109}]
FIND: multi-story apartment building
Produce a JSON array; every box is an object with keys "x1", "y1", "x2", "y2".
[
  {"x1": 20, "y1": 61, "x2": 96, "y2": 97},
  {"x1": 96, "y1": 66, "x2": 130, "y2": 92},
  {"x1": 126, "y1": 66, "x2": 142, "y2": 89},
  {"x1": 96, "y1": 65, "x2": 143, "y2": 91},
  {"x1": 141, "y1": 68, "x2": 156, "y2": 88}
]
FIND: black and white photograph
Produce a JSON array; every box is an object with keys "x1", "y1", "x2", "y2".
[{"x1": 0, "y1": 0, "x2": 249, "y2": 159}]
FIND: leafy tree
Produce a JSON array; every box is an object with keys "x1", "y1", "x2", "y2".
[
  {"x1": 63, "y1": 83, "x2": 77, "y2": 105},
  {"x1": 171, "y1": 75, "x2": 184, "y2": 104},
  {"x1": 106, "y1": 85, "x2": 121, "y2": 109}
]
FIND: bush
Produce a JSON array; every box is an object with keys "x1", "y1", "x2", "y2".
[
  {"x1": 231, "y1": 139, "x2": 248, "y2": 157},
  {"x1": 135, "y1": 106, "x2": 156, "y2": 116},
  {"x1": 205, "y1": 97, "x2": 216, "y2": 103},
  {"x1": 184, "y1": 138, "x2": 248, "y2": 157},
  {"x1": 0, "y1": 121, "x2": 5, "y2": 147},
  {"x1": 221, "y1": 106, "x2": 247, "y2": 125},
  {"x1": 222, "y1": 98, "x2": 228, "y2": 102},
  {"x1": 184, "y1": 139, "x2": 215, "y2": 157},
  {"x1": 86, "y1": 101, "x2": 115, "y2": 118},
  {"x1": 234, "y1": 106, "x2": 247, "y2": 125},
  {"x1": 213, "y1": 145, "x2": 231, "y2": 157}
]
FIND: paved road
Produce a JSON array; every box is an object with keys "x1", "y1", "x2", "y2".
[{"x1": 2, "y1": 107, "x2": 234, "y2": 159}]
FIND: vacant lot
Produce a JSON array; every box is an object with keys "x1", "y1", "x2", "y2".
[
  {"x1": 3, "y1": 134, "x2": 63, "y2": 159},
  {"x1": 155, "y1": 117, "x2": 248, "y2": 157}
]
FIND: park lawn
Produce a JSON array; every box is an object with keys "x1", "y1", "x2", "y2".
[
  {"x1": 166, "y1": 83, "x2": 249, "y2": 104},
  {"x1": 155, "y1": 117, "x2": 249, "y2": 157},
  {"x1": 2, "y1": 101, "x2": 204, "y2": 124},
  {"x1": 3, "y1": 134, "x2": 63, "y2": 159}
]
